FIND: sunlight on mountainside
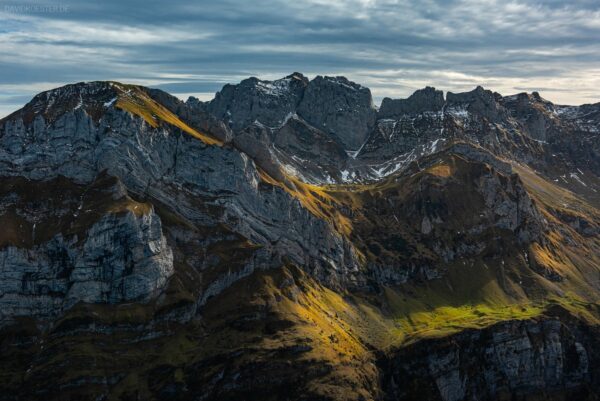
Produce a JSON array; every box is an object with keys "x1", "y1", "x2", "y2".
[
  {"x1": 113, "y1": 84, "x2": 222, "y2": 146},
  {"x1": 252, "y1": 148, "x2": 600, "y2": 352},
  {"x1": 257, "y1": 167, "x2": 355, "y2": 238}
]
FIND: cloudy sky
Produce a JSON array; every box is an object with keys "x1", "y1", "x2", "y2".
[{"x1": 1, "y1": 0, "x2": 600, "y2": 117}]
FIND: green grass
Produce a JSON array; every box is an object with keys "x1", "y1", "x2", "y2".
[{"x1": 392, "y1": 302, "x2": 543, "y2": 344}]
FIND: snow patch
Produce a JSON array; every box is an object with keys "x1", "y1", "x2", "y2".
[
  {"x1": 429, "y1": 138, "x2": 445, "y2": 153},
  {"x1": 255, "y1": 78, "x2": 292, "y2": 97},
  {"x1": 570, "y1": 172, "x2": 587, "y2": 187},
  {"x1": 104, "y1": 97, "x2": 117, "y2": 107},
  {"x1": 555, "y1": 106, "x2": 579, "y2": 119},
  {"x1": 73, "y1": 94, "x2": 83, "y2": 110},
  {"x1": 447, "y1": 106, "x2": 469, "y2": 118}
]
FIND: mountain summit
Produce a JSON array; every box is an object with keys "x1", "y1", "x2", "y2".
[{"x1": 0, "y1": 74, "x2": 599, "y2": 401}]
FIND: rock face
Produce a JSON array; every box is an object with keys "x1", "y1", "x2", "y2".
[
  {"x1": 381, "y1": 313, "x2": 599, "y2": 401},
  {"x1": 0, "y1": 209, "x2": 173, "y2": 324},
  {"x1": 501, "y1": 92, "x2": 556, "y2": 141},
  {"x1": 446, "y1": 85, "x2": 506, "y2": 123},
  {"x1": 271, "y1": 116, "x2": 349, "y2": 182},
  {"x1": 297, "y1": 75, "x2": 377, "y2": 149},
  {"x1": 203, "y1": 73, "x2": 377, "y2": 150},
  {"x1": 206, "y1": 73, "x2": 308, "y2": 131},
  {"x1": 379, "y1": 86, "x2": 445, "y2": 118},
  {"x1": 0, "y1": 173, "x2": 174, "y2": 325},
  {"x1": 0, "y1": 86, "x2": 364, "y2": 304}
]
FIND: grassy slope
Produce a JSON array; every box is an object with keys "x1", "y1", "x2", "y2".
[
  {"x1": 166, "y1": 149, "x2": 596, "y2": 399},
  {"x1": 112, "y1": 83, "x2": 223, "y2": 146},
  {"x1": 257, "y1": 150, "x2": 600, "y2": 349},
  {"x1": 105, "y1": 86, "x2": 600, "y2": 349}
]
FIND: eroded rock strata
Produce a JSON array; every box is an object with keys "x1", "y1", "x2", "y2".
[{"x1": 0, "y1": 75, "x2": 598, "y2": 400}]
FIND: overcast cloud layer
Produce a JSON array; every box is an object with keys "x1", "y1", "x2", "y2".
[{"x1": 1, "y1": 0, "x2": 600, "y2": 118}]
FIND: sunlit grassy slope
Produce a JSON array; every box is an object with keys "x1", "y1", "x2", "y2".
[
  {"x1": 112, "y1": 83, "x2": 222, "y2": 146},
  {"x1": 107, "y1": 87, "x2": 600, "y2": 350},
  {"x1": 254, "y1": 147, "x2": 600, "y2": 351},
  {"x1": 257, "y1": 168, "x2": 355, "y2": 238},
  {"x1": 196, "y1": 262, "x2": 597, "y2": 399}
]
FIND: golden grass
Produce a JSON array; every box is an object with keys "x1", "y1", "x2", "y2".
[
  {"x1": 425, "y1": 163, "x2": 452, "y2": 177},
  {"x1": 195, "y1": 265, "x2": 381, "y2": 400},
  {"x1": 395, "y1": 303, "x2": 544, "y2": 343},
  {"x1": 253, "y1": 153, "x2": 600, "y2": 353},
  {"x1": 258, "y1": 168, "x2": 355, "y2": 238},
  {"x1": 513, "y1": 162, "x2": 599, "y2": 220},
  {"x1": 113, "y1": 85, "x2": 222, "y2": 146}
]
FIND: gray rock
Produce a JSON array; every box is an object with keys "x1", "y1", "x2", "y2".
[
  {"x1": 383, "y1": 316, "x2": 597, "y2": 400},
  {"x1": 206, "y1": 73, "x2": 308, "y2": 131},
  {"x1": 0, "y1": 208, "x2": 173, "y2": 325},
  {"x1": 379, "y1": 86, "x2": 445, "y2": 118},
  {"x1": 501, "y1": 92, "x2": 553, "y2": 141},
  {"x1": 0, "y1": 86, "x2": 366, "y2": 323},
  {"x1": 297, "y1": 75, "x2": 377, "y2": 150},
  {"x1": 446, "y1": 85, "x2": 506, "y2": 123},
  {"x1": 271, "y1": 115, "x2": 349, "y2": 183}
]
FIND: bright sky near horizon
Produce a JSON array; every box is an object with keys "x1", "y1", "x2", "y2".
[{"x1": 1, "y1": 0, "x2": 600, "y2": 118}]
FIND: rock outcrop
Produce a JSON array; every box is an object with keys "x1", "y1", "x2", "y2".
[
  {"x1": 446, "y1": 85, "x2": 506, "y2": 123},
  {"x1": 202, "y1": 73, "x2": 377, "y2": 150},
  {"x1": 381, "y1": 313, "x2": 599, "y2": 401},
  {"x1": 297, "y1": 75, "x2": 377, "y2": 149},
  {"x1": 379, "y1": 86, "x2": 445, "y2": 118},
  {"x1": 0, "y1": 209, "x2": 173, "y2": 324},
  {"x1": 206, "y1": 73, "x2": 308, "y2": 131}
]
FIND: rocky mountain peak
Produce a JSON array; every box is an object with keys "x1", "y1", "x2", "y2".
[
  {"x1": 498, "y1": 91, "x2": 571, "y2": 143},
  {"x1": 312, "y1": 75, "x2": 365, "y2": 91},
  {"x1": 205, "y1": 73, "x2": 308, "y2": 132},
  {"x1": 446, "y1": 85, "x2": 497, "y2": 105},
  {"x1": 446, "y1": 85, "x2": 506, "y2": 122},
  {"x1": 297, "y1": 75, "x2": 376, "y2": 150},
  {"x1": 378, "y1": 86, "x2": 445, "y2": 118},
  {"x1": 3, "y1": 81, "x2": 120, "y2": 125},
  {"x1": 287, "y1": 71, "x2": 308, "y2": 82},
  {"x1": 202, "y1": 73, "x2": 376, "y2": 150}
]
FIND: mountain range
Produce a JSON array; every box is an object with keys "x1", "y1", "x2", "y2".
[{"x1": 0, "y1": 73, "x2": 599, "y2": 401}]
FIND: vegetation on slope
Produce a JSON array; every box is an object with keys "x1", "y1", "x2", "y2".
[
  {"x1": 0, "y1": 173, "x2": 152, "y2": 249},
  {"x1": 112, "y1": 83, "x2": 223, "y2": 146},
  {"x1": 255, "y1": 146, "x2": 600, "y2": 350}
]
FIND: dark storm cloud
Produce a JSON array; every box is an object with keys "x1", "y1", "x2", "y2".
[{"x1": 1, "y1": 0, "x2": 599, "y2": 117}]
